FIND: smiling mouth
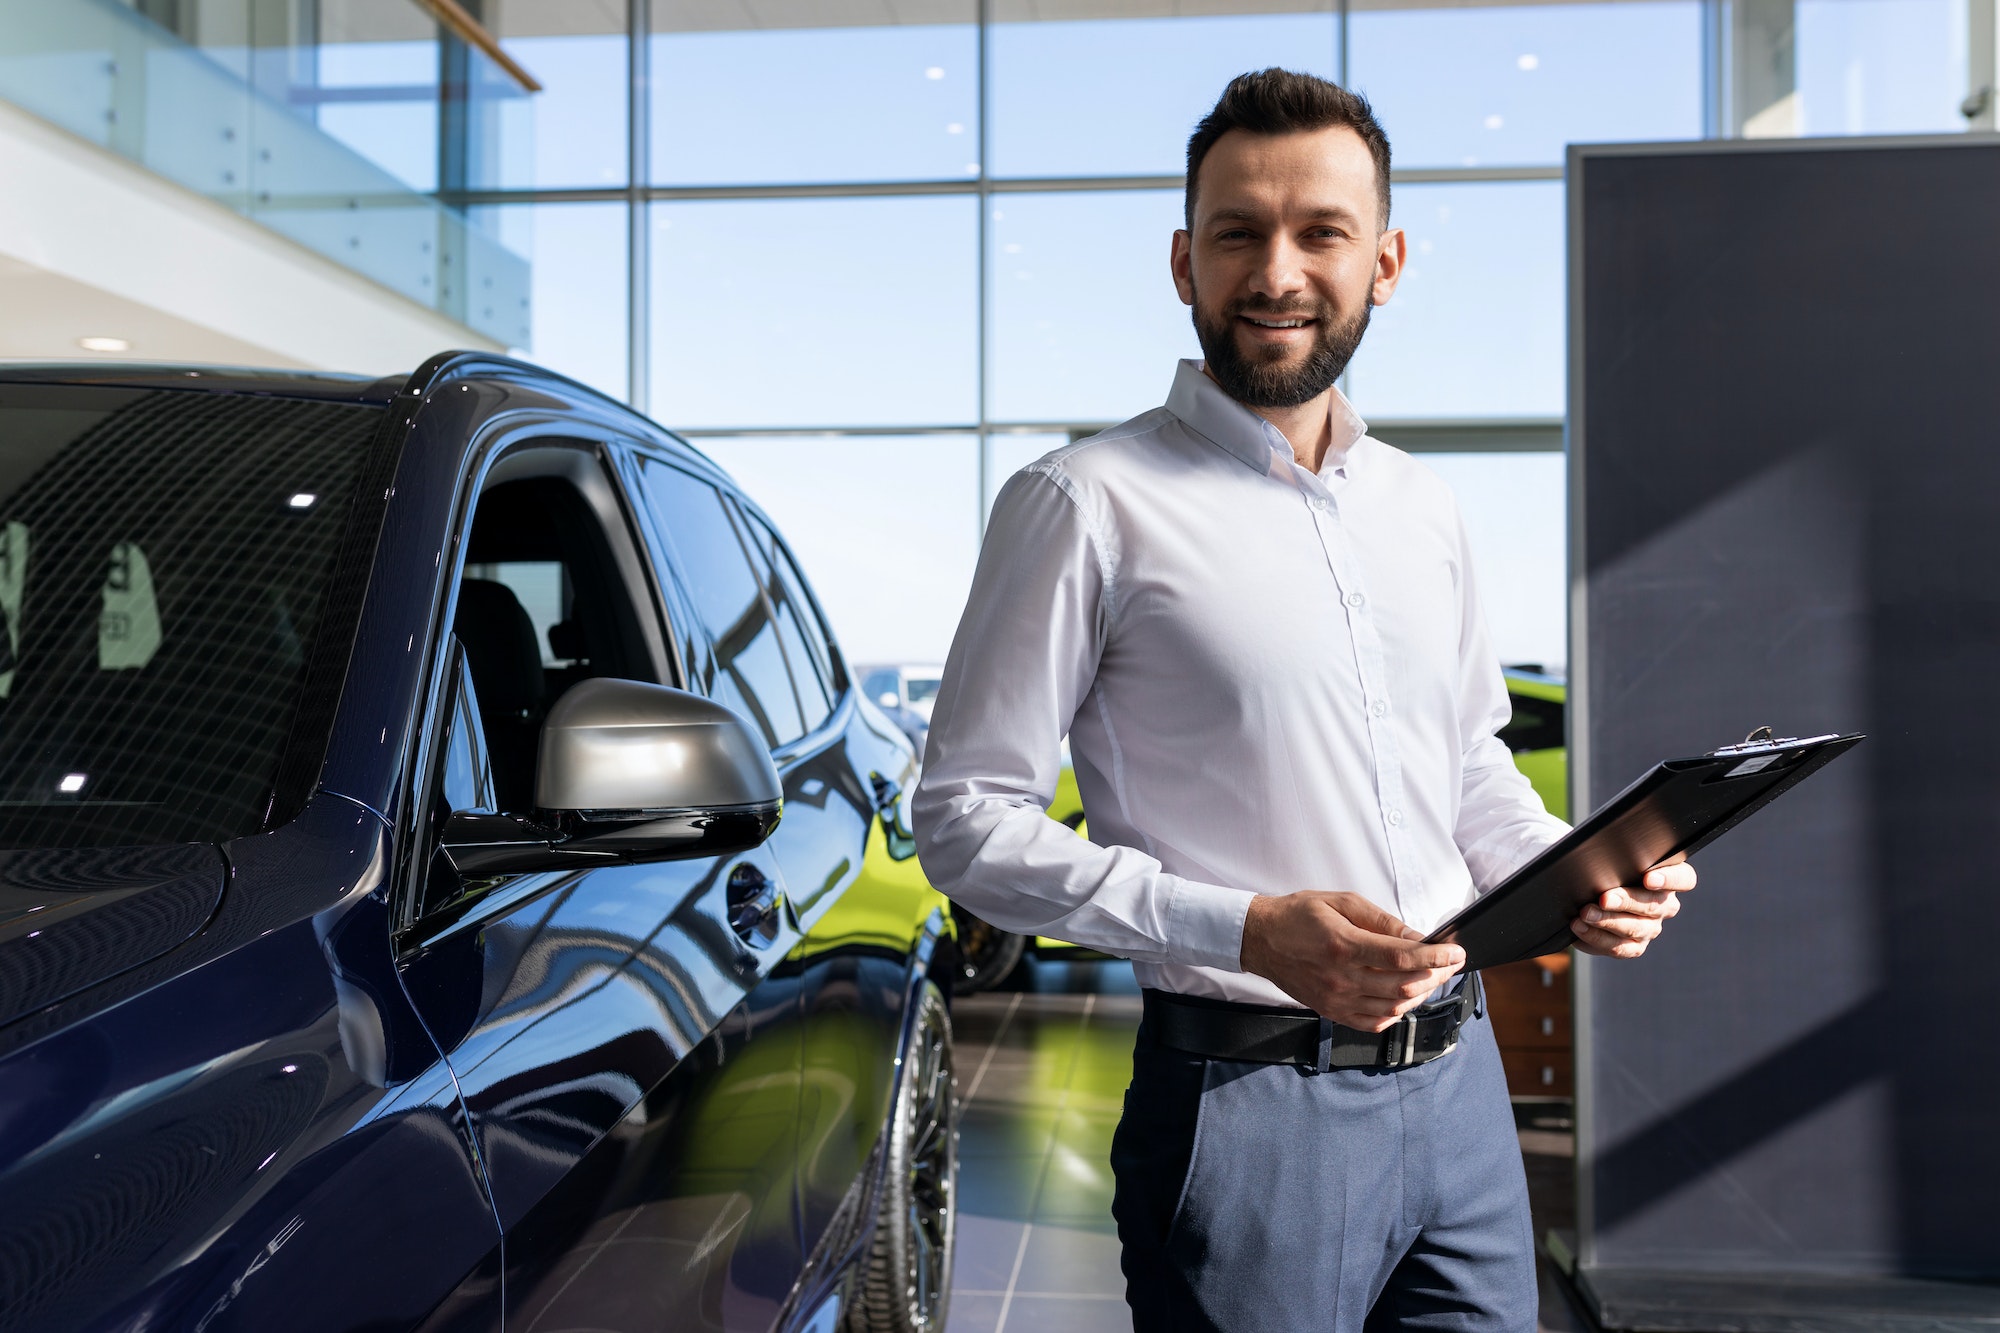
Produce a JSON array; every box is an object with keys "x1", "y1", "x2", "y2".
[{"x1": 1240, "y1": 315, "x2": 1315, "y2": 329}]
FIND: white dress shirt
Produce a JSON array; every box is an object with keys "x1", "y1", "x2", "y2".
[{"x1": 913, "y1": 360, "x2": 1568, "y2": 1007}]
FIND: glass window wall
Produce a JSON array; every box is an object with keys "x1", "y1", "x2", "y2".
[
  {"x1": 476, "y1": 201, "x2": 628, "y2": 401},
  {"x1": 1797, "y1": 0, "x2": 1969, "y2": 136},
  {"x1": 16, "y1": 0, "x2": 1980, "y2": 664},
  {"x1": 649, "y1": 196, "x2": 979, "y2": 430},
  {"x1": 1349, "y1": 1, "x2": 1703, "y2": 167},
  {"x1": 987, "y1": 191, "x2": 1200, "y2": 426},
  {"x1": 650, "y1": 6, "x2": 978, "y2": 185},
  {"x1": 1342, "y1": 181, "x2": 1566, "y2": 420},
  {"x1": 1421, "y1": 452, "x2": 1567, "y2": 671},
  {"x1": 691, "y1": 435, "x2": 981, "y2": 667},
  {"x1": 484, "y1": 1, "x2": 629, "y2": 191},
  {"x1": 988, "y1": 7, "x2": 1340, "y2": 178}
]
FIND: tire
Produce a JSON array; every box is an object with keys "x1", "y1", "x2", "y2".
[
  {"x1": 950, "y1": 906, "x2": 1026, "y2": 994},
  {"x1": 848, "y1": 981, "x2": 958, "y2": 1333}
]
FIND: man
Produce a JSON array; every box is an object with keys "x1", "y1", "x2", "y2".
[{"x1": 913, "y1": 69, "x2": 1693, "y2": 1330}]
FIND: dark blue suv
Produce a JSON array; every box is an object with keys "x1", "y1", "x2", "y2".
[{"x1": 0, "y1": 355, "x2": 958, "y2": 1333}]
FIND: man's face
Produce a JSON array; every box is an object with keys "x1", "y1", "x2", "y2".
[{"x1": 1172, "y1": 125, "x2": 1405, "y2": 409}]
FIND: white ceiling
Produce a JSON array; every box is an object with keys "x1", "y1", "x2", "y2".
[
  {"x1": 0, "y1": 257, "x2": 309, "y2": 369},
  {"x1": 314, "y1": 0, "x2": 1659, "y2": 42}
]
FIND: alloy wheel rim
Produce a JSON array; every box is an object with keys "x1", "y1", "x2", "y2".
[{"x1": 903, "y1": 1008, "x2": 956, "y2": 1327}]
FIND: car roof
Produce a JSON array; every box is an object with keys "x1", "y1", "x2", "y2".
[
  {"x1": 0, "y1": 362, "x2": 407, "y2": 404},
  {"x1": 0, "y1": 353, "x2": 729, "y2": 476}
]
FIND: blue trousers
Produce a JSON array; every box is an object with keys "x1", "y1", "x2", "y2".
[{"x1": 1109, "y1": 999, "x2": 1536, "y2": 1332}]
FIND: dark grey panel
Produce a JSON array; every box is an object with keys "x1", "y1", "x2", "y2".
[{"x1": 1574, "y1": 139, "x2": 2000, "y2": 1288}]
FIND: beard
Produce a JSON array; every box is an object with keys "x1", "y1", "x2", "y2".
[{"x1": 1191, "y1": 287, "x2": 1372, "y2": 410}]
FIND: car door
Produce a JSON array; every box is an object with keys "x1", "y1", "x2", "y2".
[
  {"x1": 620, "y1": 455, "x2": 895, "y2": 1270},
  {"x1": 732, "y1": 506, "x2": 927, "y2": 1258},
  {"x1": 624, "y1": 451, "x2": 948, "y2": 1271},
  {"x1": 392, "y1": 440, "x2": 808, "y2": 1333}
]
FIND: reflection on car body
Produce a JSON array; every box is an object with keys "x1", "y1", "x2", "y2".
[{"x1": 0, "y1": 355, "x2": 958, "y2": 1333}]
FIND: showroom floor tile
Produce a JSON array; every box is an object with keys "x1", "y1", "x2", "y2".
[{"x1": 947, "y1": 962, "x2": 1591, "y2": 1332}]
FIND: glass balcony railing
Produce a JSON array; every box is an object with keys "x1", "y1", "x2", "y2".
[{"x1": 0, "y1": 0, "x2": 530, "y2": 349}]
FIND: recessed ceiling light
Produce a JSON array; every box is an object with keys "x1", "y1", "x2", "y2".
[
  {"x1": 77, "y1": 336, "x2": 129, "y2": 353},
  {"x1": 1517, "y1": 53, "x2": 1540, "y2": 70},
  {"x1": 925, "y1": 66, "x2": 945, "y2": 80},
  {"x1": 58, "y1": 773, "x2": 86, "y2": 793},
  {"x1": 946, "y1": 122, "x2": 965, "y2": 135},
  {"x1": 288, "y1": 492, "x2": 318, "y2": 510},
  {"x1": 1484, "y1": 113, "x2": 1505, "y2": 130}
]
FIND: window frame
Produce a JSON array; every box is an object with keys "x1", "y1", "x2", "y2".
[{"x1": 393, "y1": 428, "x2": 682, "y2": 944}]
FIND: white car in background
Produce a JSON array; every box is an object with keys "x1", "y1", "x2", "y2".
[{"x1": 856, "y1": 662, "x2": 943, "y2": 752}]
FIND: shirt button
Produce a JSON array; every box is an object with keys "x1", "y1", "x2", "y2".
[
  {"x1": 1370, "y1": 700, "x2": 1389, "y2": 717},
  {"x1": 1346, "y1": 592, "x2": 1365, "y2": 608},
  {"x1": 1388, "y1": 809, "x2": 1404, "y2": 826},
  {"x1": 1310, "y1": 496, "x2": 1329, "y2": 512}
]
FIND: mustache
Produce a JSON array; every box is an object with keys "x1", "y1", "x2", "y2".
[{"x1": 1225, "y1": 297, "x2": 1330, "y2": 320}]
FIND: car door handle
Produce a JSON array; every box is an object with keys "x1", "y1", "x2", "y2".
[
  {"x1": 869, "y1": 772, "x2": 919, "y2": 862},
  {"x1": 726, "y1": 862, "x2": 786, "y2": 945}
]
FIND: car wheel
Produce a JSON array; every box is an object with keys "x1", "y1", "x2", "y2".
[
  {"x1": 848, "y1": 981, "x2": 958, "y2": 1333},
  {"x1": 951, "y1": 907, "x2": 1026, "y2": 993}
]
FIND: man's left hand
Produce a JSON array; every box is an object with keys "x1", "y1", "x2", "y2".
[{"x1": 1570, "y1": 856, "x2": 1695, "y2": 958}]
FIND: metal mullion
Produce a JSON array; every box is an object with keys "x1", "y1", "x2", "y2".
[
  {"x1": 443, "y1": 165, "x2": 1560, "y2": 212},
  {"x1": 674, "y1": 425, "x2": 981, "y2": 439},
  {"x1": 627, "y1": 0, "x2": 650, "y2": 414},
  {"x1": 976, "y1": 0, "x2": 991, "y2": 540},
  {"x1": 1338, "y1": 0, "x2": 1349, "y2": 88}
]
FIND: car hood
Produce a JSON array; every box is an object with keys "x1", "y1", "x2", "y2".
[{"x1": 0, "y1": 845, "x2": 225, "y2": 1030}]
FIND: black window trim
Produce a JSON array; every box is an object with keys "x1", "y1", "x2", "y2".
[{"x1": 392, "y1": 426, "x2": 683, "y2": 941}]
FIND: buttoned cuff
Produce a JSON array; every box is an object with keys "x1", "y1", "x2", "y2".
[{"x1": 1162, "y1": 875, "x2": 1253, "y2": 972}]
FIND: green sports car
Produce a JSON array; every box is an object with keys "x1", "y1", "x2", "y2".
[{"x1": 949, "y1": 669, "x2": 1570, "y2": 992}]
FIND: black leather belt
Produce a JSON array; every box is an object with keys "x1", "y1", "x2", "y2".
[{"x1": 1145, "y1": 975, "x2": 1482, "y2": 1074}]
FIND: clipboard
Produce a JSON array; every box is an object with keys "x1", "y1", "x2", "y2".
[{"x1": 1425, "y1": 729, "x2": 1865, "y2": 971}]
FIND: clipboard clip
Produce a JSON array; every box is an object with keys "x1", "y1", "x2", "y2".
[{"x1": 1711, "y1": 725, "x2": 1780, "y2": 756}]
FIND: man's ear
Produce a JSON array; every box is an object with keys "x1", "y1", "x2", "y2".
[
  {"x1": 1371, "y1": 227, "x2": 1407, "y2": 308},
  {"x1": 1171, "y1": 229, "x2": 1195, "y2": 307}
]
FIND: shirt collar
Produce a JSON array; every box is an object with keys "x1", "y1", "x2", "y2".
[{"x1": 1163, "y1": 359, "x2": 1369, "y2": 484}]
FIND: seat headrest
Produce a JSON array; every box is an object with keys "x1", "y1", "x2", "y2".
[{"x1": 455, "y1": 578, "x2": 544, "y2": 718}]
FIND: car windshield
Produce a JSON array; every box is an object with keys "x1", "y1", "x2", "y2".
[{"x1": 0, "y1": 386, "x2": 386, "y2": 848}]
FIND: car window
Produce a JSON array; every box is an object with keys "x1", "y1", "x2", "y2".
[
  {"x1": 742, "y1": 509, "x2": 844, "y2": 702},
  {"x1": 861, "y1": 668, "x2": 900, "y2": 707},
  {"x1": 0, "y1": 386, "x2": 386, "y2": 848},
  {"x1": 1499, "y1": 689, "x2": 1564, "y2": 754},
  {"x1": 453, "y1": 464, "x2": 660, "y2": 812},
  {"x1": 438, "y1": 641, "x2": 497, "y2": 817},
  {"x1": 635, "y1": 459, "x2": 806, "y2": 748},
  {"x1": 733, "y1": 504, "x2": 831, "y2": 735}
]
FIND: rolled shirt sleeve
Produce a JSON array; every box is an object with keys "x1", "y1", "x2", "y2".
[{"x1": 912, "y1": 468, "x2": 1250, "y2": 972}]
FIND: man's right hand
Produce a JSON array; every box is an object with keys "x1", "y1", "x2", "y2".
[{"x1": 1239, "y1": 892, "x2": 1465, "y2": 1032}]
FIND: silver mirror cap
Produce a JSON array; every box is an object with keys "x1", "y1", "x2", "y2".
[{"x1": 535, "y1": 678, "x2": 782, "y2": 813}]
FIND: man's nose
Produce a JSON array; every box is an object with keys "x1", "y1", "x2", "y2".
[{"x1": 1248, "y1": 236, "x2": 1307, "y2": 298}]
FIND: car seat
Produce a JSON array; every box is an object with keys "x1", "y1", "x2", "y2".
[{"x1": 453, "y1": 578, "x2": 544, "y2": 812}]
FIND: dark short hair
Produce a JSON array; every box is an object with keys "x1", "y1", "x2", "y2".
[{"x1": 1184, "y1": 68, "x2": 1392, "y2": 230}]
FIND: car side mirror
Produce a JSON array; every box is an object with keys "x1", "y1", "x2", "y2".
[{"x1": 443, "y1": 679, "x2": 782, "y2": 874}]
